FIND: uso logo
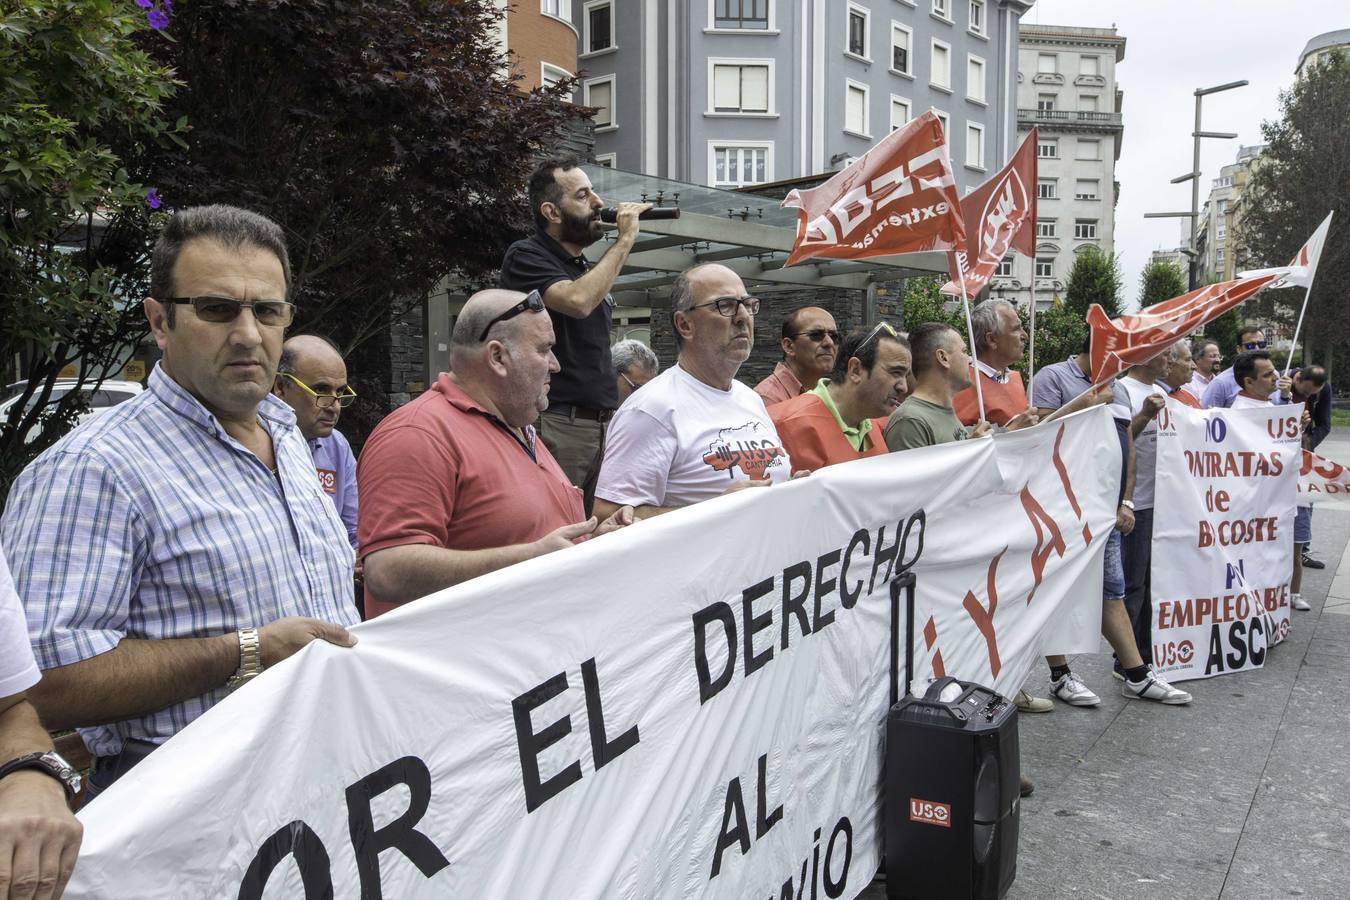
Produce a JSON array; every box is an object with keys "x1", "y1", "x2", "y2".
[
  {"x1": 909, "y1": 797, "x2": 952, "y2": 828},
  {"x1": 316, "y1": 468, "x2": 338, "y2": 495}
]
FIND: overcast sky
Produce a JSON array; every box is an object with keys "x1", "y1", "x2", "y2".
[{"x1": 1024, "y1": 0, "x2": 1346, "y2": 308}]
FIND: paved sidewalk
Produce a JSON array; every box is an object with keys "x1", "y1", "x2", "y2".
[{"x1": 864, "y1": 430, "x2": 1350, "y2": 900}]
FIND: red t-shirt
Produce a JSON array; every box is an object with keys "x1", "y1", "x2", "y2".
[
  {"x1": 768, "y1": 393, "x2": 888, "y2": 471},
  {"x1": 1169, "y1": 385, "x2": 1203, "y2": 409},
  {"x1": 953, "y1": 365, "x2": 1027, "y2": 426},
  {"x1": 357, "y1": 373, "x2": 584, "y2": 617}
]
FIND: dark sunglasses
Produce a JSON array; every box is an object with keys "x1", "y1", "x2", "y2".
[
  {"x1": 163, "y1": 296, "x2": 295, "y2": 327},
  {"x1": 790, "y1": 328, "x2": 842, "y2": 344},
  {"x1": 1242, "y1": 340, "x2": 1268, "y2": 350},
  {"x1": 479, "y1": 290, "x2": 545, "y2": 342}
]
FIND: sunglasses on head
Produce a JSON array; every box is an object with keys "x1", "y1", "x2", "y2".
[
  {"x1": 479, "y1": 290, "x2": 545, "y2": 342},
  {"x1": 163, "y1": 296, "x2": 295, "y2": 327},
  {"x1": 855, "y1": 321, "x2": 899, "y2": 355}
]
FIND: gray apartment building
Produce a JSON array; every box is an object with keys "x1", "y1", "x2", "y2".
[{"x1": 568, "y1": 0, "x2": 1033, "y2": 192}]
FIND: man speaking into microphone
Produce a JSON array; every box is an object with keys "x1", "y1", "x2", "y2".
[{"x1": 500, "y1": 156, "x2": 652, "y2": 514}]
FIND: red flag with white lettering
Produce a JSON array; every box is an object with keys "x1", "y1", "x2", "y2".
[
  {"x1": 781, "y1": 111, "x2": 965, "y2": 266},
  {"x1": 1300, "y1": 449, "x2": 1350, "y2": 501},
  {"x1": 941, "y1": 128, "x2": 1038, "y2": 297},
  {"x1": 1087, "y1": 274, "x2": 1278, "y2": 383}
]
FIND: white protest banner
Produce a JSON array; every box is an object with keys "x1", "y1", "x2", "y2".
[
  {"x1": 1151, "y1": 402, "x2": 1301, "y2": 682},
  {"x1": 66, "y1": 409, "x2": 1119, "y2": 900},
  {"x1": 1299, "y1": 449, "x2": 1350, "y2": 501}
]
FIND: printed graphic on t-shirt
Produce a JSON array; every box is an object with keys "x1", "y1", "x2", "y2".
[
  {"x1": 316, "y1": 468, "x2": 337, "y2": 494},
  {"x1": 701, "y1": 422, "x2": 787, "y2": 479}
]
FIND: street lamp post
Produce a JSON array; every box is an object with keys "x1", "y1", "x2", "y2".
[{"x1": 1145, "y1": 80, "x2": 1248, "y2": 291}]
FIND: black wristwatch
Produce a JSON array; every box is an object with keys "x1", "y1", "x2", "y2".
[{"x1": 0, "y1": 751, "x2": 82, "y2": 804}]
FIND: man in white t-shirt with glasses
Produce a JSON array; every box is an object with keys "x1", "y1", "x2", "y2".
[{"x1": 594, "y1": 264, "x2": 795, "y2": 519}]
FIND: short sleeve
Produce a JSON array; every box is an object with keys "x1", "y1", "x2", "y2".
[
  {"x1": 357, "y1": 425, "x2": 458, "y2": 556},
  {"x1": 0, "y1": 449, "x2": 147, "y2": 669},
  {"x1": 499, "y1": 240, "x2": 574, "y2": 300},
  {"x1": 1029, "y1": 370, "x2": 1064, "y2": 411},
  {"x1": 884, "y1": 415, "x2": 934, "y2": 452},
  {"x1": 595, "y1": 408, "x2": 679, "y2": 507},
  {"x1": 0, "y1": 548, "x2": 39, "y2": 698}
]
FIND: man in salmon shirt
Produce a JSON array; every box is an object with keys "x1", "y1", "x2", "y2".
[
  {"x1": 952, "y1": 298, "x2": 1037, "y2": 429},
  {"x1": 768, "y1": 324, "x2": 911, "y2": 471},
  {"x1": 357, "y1": 289, "x2": 633, "y2": 617}
]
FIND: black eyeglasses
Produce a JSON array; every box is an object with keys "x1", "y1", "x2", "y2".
[
  {"x1": 479, "y1": 290, "x2": 545, "y2": 342},
  {"x1": 790, "y1": 328, "x2": 842, "y2": 344},
  {"x1": 855, "y1": 322, "x2": 898, "y2": 355},
  {"x1": 688, "y1": 295, "x2": 761, "y2": 317},
  {"x1": 163, "y1": 296, "x2": 295, "y2": 327},
  {"x1": 1242, "y1": 340, "x2": 1268, "y2": 350}
]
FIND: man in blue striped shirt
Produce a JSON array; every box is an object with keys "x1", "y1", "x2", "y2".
[{"x1": 0, "y1": 205, "x2": 360, "y2": 797}]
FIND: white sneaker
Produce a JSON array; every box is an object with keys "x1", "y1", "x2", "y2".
[
  {"x1": 1292, "y1": 593, "x2": 1312, "y2": 611},
  {"x1": 1123, "y1": 671, "x2": 1192, "y2": 705},
  {"x1": 1049, "y1": 671, "x2": 1101, "y2": 707}
]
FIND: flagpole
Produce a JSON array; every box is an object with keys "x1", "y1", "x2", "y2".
[
  {"x1": 954, "y1": 253, "x2": 986, "y2": 422},
  {"x1": 1027, "y1": 266, "x2": 1037, "y2": 403},
  {"x1": 1282, "y1": 220, "x2": 1332, "y2": 378}
]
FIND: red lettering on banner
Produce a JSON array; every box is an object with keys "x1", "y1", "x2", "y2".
[
  {"x1": 962, "y1": 549, "x2": 1007, "y2": 677},
  {"x1": 1020, "y1": 488, "x2": 1065, "y2": 605},
  {"x1": 1050, "y1": 424, "x2": 1092, "y2": 547},
  {"x1": 923, "y1": 616, "x2": 946, "y2": 678}
]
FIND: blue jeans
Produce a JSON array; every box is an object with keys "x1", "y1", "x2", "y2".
[
  {"x1": 1103, "y1": 530, "x2": 1125, "y2": 600},
  {"x1": 1121, "y1": 507, "x2": 1154, "y2": 666}
]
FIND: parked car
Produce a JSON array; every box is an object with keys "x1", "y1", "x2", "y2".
[{"x1": 0, "y1": 378, "x2": 144, "y2": 441}]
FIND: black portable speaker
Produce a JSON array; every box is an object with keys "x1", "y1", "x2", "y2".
[{"x1": 884, "y1": 573, "x2": 1020, "y2": 900}]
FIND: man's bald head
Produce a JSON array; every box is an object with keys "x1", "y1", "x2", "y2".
[
  {"x1": 451, "y1": 289, "x2": 539, "y2": 355},
  {"x1": 279, "y1": 334, "x2": 343, "y2": 376},
  {"x1": 449, "y1": 288, "x2": 558, "y2": 428},
  {"x1": 274, "y1": 333, "x2": 350, "y2": 441}
]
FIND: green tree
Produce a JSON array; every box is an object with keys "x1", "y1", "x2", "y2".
[
  {"x1": 0, "y1": 0, "x2": 183, "y2": 501},
  {"x1": 1138, "y1": 259, "x2": 1187, "y2": 308},
  {"x1": 1203, "y1": 306, "x2": 1244, "y2": 359},
  {"x1": 1236, "y1": 48, "x2": 1350, "y2": 380},
  {"x1": 898, "y1": 275, "x2": 966, "y2": 335},
  {"x1": 1063, "y1": 245, "x2": 1124, "y2": 319},
  {"x1": 1025, "y1": 300, "x2": 1088, "y2": 376}
]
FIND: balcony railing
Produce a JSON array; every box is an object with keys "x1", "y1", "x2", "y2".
[{"x1": 1017, "y1": 108, "x2": 1122, "y2": 128}]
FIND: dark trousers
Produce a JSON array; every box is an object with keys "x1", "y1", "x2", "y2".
[
  {"x1": 82, "y1": 738, "x2": 158, "y2": 806},
  {"x1": 1121, "y1": 507, "x2": 1155, "y2": 666}
]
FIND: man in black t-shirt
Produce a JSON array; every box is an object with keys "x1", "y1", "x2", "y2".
[{"x1": 500, "y1": 155, "x2": 650, "y2": 513}]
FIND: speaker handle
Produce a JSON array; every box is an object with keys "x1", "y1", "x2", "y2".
[{"x1": 889, "y1": 570, "x2": 918, "y2": 706}]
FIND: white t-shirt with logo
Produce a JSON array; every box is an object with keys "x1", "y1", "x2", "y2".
[
  {"x1": 0, "y1": 547, "x2": 41, "y2": 698},
  {"x1": 596, "y1": 363, "x2": 792, "y2": 509},
  {"x1": 1117, "y1": 376, "x2": 1166, "y2": 511}
]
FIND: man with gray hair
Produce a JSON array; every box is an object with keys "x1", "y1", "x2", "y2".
[
  {"x1": 358, "y1": 289, "x2": 633, "y2": 618},
  {"x1": 594, "y1": 264, "x2": 793, "y2": 519},
  {"x1": 611, "y1": 338, "x2": 658, "y2": 406},
  {"x1": 1, "y1": 204, "x2": 361, "y2": 796},
  {"x1": 952, "y1": 298, "x2": 1037, "y2": 428}
]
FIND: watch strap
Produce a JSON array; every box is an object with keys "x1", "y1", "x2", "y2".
[
  {"x1": 0, "y1": 751, "x2": 81, "y2": 803},
  {"x1": 226, "y1": 626, "x2": 264, "y2": 690}
]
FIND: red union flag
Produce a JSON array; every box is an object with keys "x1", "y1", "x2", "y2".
[
  {"x1": 1087, "y1": 274, "x2": 1277, "y2": 383},
  {"x1": 1300, "y1": 449, "x2": 1350, "y2": 500},
  {"x1": 781, "y1": 111, "x2": 965, "y2": 266},
  {"x1": 941, "y1": 128, "x2": 1038, "y2": 297}
]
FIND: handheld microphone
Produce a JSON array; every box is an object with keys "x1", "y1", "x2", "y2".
[{"x1": 599, "y1": 207, "x2": 682, "y2": 223}]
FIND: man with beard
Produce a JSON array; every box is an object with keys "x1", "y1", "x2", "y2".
[
  {"x1": 358, "y1": 290, "x2": 633, "y2": 618},
  {"x1": 754, "y1": 307, "x2": 840, "y2": 405},
  {"x1": 768, "y1": 324, "x2": 910, "y2": 470},
  {"x1": 594, "y1": 264, "x2": 793, "y2": 519},
  {"x1": 500, "y1": 157, "x2": 651, "y2": 515}
]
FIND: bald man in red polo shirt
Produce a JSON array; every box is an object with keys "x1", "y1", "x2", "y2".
[{"x1": 357, "y1": 289, "x2": 633, "y2": 617}]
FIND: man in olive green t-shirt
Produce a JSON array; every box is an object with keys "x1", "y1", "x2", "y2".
[{"x1": 884, "y1": 322, "x2": 990, "y2": 450}]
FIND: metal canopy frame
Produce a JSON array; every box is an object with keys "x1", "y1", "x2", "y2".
[{"x1": 583, "y1": 166, "x2": 951, "y2": 308}]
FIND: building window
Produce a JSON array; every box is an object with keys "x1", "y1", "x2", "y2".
[
  {"x1": 1037, "y1": 93, "x2": 1056, "y2": 112},
  {"x1": 1080, "y1": 94, "x2": 1099, "y2": 112},
  {"x1": 1081, "y1": 55, "x2": 1100, "y2": 77},
  {"x1": 541, "y1": 0, "x2": 572, "y2": 17},
  {"x1": 932, "y1": 0, "x2": 950, "y2": 19},
  {"x1": 891, "y1": 23, "x2": 912, "y2": 75},
  {"x1": 584, "y1": 76, "x2": 615, "y2": 128},
  {"x1": 711, "y1": 62, "x2": 771, "y2": 114},
  {"x1": 584, "y1": 1, "x2": 614, "y2": 53},
  {"x1": 1037, "y1": 138, "x2": 1058, "y2": 158},
  {"x1": 996, "y1": 256, "x2": 1014, "y2": 276},
  {"x1": 711, "y1": 143, "x2": 771, "y2": 187},
  {"x1": 931, "y1": 39, "x2": 951, "y2": 89},
  {"x1": 1075, "y1": 179, "x2": 1099, "y2": 200},
  {"x1": 1076, "y1": 138, "x2": 1101, "y2": 160},
  {"x1": 847, "y1": 4, "x2": 869, "y2": 58},
  {"x1": 1216, "y1": 248, "x2": 1225, "y2": 266},
  {"x1": 1036, "y1": 258, "x2": 1054, "y2": 278},
  {"x1": 931, "y1": 107, "x2": 949, "y2": 135},
  {"x1": 1216, "y1": 222, "x2": 1227, "y2": 241},
  {"x1": 713, "y1": 0, "x2": 770, "y2": 30},
  {"x1": 845, "y1": 80, "x2": 869, "y2": 135},
  {"x1": 594, "y1": 153, "x2": 617, "y2": 168},
  {"x1": 1074, "y1": 219, "x2": 1098, "y2": 239},
  {"x1": 1037, "y1": 219, "x2": 1057, "y2": 238},
  {"x1": 965, "y1": 122, "x2": 984, "y2": 169},
  {"x1": 542, "y1": 64, "x2": 572, "y2": 91},
  {"x1": 967, "y1": 55, "x2": 985, "y2": 102},
  {"x1": 968, "y1": 0, "x2": 984, "y2": 35},
  {"x1": 890, "y1": 96, "x2": 911, "y2": 131},
  {"x1": 1037, "y1": 53, "x2": 1057, "y2": 73},
  {"x1": 1037, "y1": 178, "x2": 1057, "y2": 199}
]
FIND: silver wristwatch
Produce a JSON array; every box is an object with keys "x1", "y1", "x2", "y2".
[
  {"x1": 1120, "y1": 499, "x2": 1136, "y2": 510},
  {"x1": 226, "y1": 626, "x2": 264, "y2": 690}
]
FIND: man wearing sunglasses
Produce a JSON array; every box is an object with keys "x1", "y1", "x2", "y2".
[
  {"x1": 500, "y1": 156, "x2": 652, "y2": 515},
  {"x1": 753, "y1": 308, "x2": 840, "y2": 406},
  {"x1": 273, "y1": 335, "x2": 359, "y2": 548},
  {"x1": 594, "y1": 264, "x2": 793, "y2": 520},
  {"x1": 1200, "y1": 323, "x2": 1291, "y2": 409},
  {"x1": 358, "y1": 290, "x2": 633, "y2": 618},
  {"x1": 0, "y1": 205, "x2": 359, "y2": 797}
]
